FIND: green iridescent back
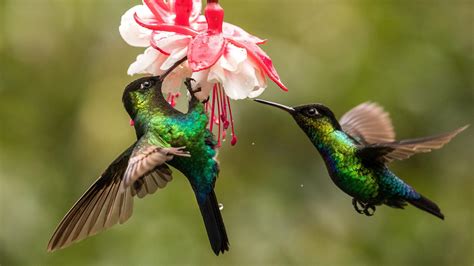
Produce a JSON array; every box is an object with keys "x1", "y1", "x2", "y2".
[
  {"x1": 151, "y1": 103, "x2": 218, "y2": 200},
  {"x1": 296, "y1": 115, "x2": 381, "y2": 201}
]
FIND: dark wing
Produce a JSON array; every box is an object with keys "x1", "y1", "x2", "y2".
[
  {"x1": 47, "y1": 138, "x2": 189, "y2": 252},
  {"x1": 47, "y1": 145, "x2": 135, "y2": 252},
  {"x1": 340, "y1": 102, "x2": 395, "y2": 144},
  {"x1": 358, "y1": 125, "x2": 468, "y2": 163}
]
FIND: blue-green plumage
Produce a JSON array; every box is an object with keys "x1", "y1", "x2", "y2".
[
  {"x1": 255, "y1": 99, "x2": 467, "y2": 219},
  {"x1": 124, "y1": 76, "x2": 228, "y2": 254},
  {"x1": 48, "y1": 67, "x2": 228, "y2": 255}
]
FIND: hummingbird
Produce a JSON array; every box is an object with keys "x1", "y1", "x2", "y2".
[
  {"x1": 255, "y1": 99, "x2": 467, "y2": 219},
  {"x1": 47, "y1": 59, "x2": 229, "y2": 255}
]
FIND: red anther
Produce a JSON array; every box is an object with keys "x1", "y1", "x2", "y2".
[
  {"x1": 231, "y1": 135, "x2": 237, "y2": 146},
  {"x1": 130, "y1": 119, "x2": 135, "y2": 126},
  {"x1": 223, "y1": 120, "x2": 230, "y2": 129}
]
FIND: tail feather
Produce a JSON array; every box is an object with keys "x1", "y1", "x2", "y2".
[
  {"x1": 197, "y1": 190, "x2": 229, "y2": 255},
  {"x1": 407, "y1": 194, "x2": 444, "y2": 220}
]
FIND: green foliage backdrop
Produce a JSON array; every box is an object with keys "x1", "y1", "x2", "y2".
[{"x1": 1, "y1": 0, "x2": 473, "y2": 265}]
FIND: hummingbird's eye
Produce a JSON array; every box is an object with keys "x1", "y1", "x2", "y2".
[
  {"x1": 140, "y1": 80, "x2": 153, "y2": 90},
  {"x1": 306, "y1": 107, "x2": 319, "y2": 117}
]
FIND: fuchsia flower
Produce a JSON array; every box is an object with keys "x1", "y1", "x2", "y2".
[{"x1": 120, "y1": 0, "x2": 287, "y2": 146}]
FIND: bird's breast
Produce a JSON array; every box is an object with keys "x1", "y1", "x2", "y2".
[{"x1": 322, "y1": 150, "x2": 379, "y2": 201}]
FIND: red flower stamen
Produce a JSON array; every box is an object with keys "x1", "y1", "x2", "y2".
[
  {"x1": 226, "y1": 95, "x2": 237, "y2": 146},
  {"x1": 209, "y1": 85, "x2": 217, "y2": 132},
  {"x1": 216, "y1": 86, "x2": 222, "y2": 147},
  {"x1": 205, "y1": 83, "x2": 237, "y2": 146}
]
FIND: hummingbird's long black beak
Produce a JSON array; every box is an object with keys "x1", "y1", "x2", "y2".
[
  {"x1": 254, "y1": 99, "x2": 295, "y2": 114},
  {"x1": 159, "y1": 56, "x2": 188, "y2": 81}
]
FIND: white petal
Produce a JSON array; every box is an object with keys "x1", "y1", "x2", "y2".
[
  {"x1": 161, "y1": 61, "x2": 192, "y2": 94},
  {"x1": 153, "y1": 32, "x2": 191, "y2": 52},
  {"x1": 127, "y1": 47, "x2": 165, "y2": 76},
  {"x1": 191, "y1": 69, "x2": 214, "y2": 100},
  {"x1": 221, "y1": 59, "x2": 264, "y2": 100},
  {"x1": 248, "y1": 85, "x2": 266, "y2": 98},
  {"x1": 160, "y1": 46, "x2": 188, "y2": 70},
  {"x1": 219, "y1": 44, "x2": 247, "y2": 72},
  {"x1": 119, "y1": 5, "x2": 153, "y2": 47}
]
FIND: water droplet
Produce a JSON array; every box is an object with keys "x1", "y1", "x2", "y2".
[
  {"x1": 251, "y1": 142, "x2": 255, "y2": 146},
  {"x1": 300, "y1": 184, "x2": 304, "y2": 188},
  {"x1": 218, "y1": 203, "x2": 224, "y2": 210}
]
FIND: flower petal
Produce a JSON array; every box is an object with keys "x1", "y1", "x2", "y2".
[
  {"x1": 188, "y1": 33, "x2": 226, "y2": 71},
  {"x1": 162, "y1": 63, "x2": 192, "y2": 94},
  {"x1": 161, "y1": 46, "x2": 188, "y2": 70},
  {"x1": 220, "y1": 60, "x2": 262, "y2": 100},
  {"x1": 151, "y1": 32, "x2": 191, "y2": 55},
  {"x1": 229, "y1": 39, "x2": 288, "y2": 91},
  {"x1": 119, "y1": 5, "x2": 153, "y2": 47},
  {"x1": 127, "y1": 47, "x2": 165, "y2": 75},
  {"x1": 191, "y1": 69, "x2": 214, "y2": 100},
  {"x1": 219, "y1": 43, "x2": 247, "y2": 72}
]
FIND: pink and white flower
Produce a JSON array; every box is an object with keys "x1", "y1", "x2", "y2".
[{"x1": 119, "y1": 0, "x2": 287, "y2": 146}]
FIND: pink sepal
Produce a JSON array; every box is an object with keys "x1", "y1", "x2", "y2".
[
  {"x1": 223, "y1": 23, "x2": 266, "y2": 45},
  {"x1": 143, "y1": 0, "x2": 169, "y2": 23},
  {"x1": 134, "y1": 13, "x2": 198, "y2": 36},
  {"x1": 229, "y1": 39, "x2": 288, "y2": 91}
]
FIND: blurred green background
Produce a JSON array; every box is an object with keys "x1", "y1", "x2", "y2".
[{"x1": 1, "y1": 0, "x2": 473, "y2": 265}]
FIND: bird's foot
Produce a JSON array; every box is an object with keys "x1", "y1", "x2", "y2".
[
  {"x1": 352, "y1": 198, "x2": 366, "y2": 214},
  {"x1": 184, "y1": 78, "x2": 201, "y2": 94},
  {"x1": 363, "y1": 204, "x2": 376, "y2": 216}
]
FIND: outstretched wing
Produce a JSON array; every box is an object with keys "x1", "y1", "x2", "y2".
[
  {"x1": 358, "y1": 125, "x2": 468, "y2": 163},
  {"x1": 47, "y1": 138, "x2": 189, "y2": 252},
  {"x1": 340, "y1": 102, "x2": 395, "y2": 144}
]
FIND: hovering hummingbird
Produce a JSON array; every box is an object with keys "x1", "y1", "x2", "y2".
[
  {"x1": 47, "y1": 60, "x2": 229, "y2": 255},
  {"x1": 255, "y1": 99, "x2": 467, "y2": 219}
]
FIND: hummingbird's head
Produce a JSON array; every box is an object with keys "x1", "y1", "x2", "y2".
[
  {"x1": 122, "y1": 57, "x2": 188, "y2": 120},
  {"x1": 122, "y1": 76, "x2": 164, "y2": 119},
  {"x1": 254, "y1": 99, "x2": 342, "y2": 134}
]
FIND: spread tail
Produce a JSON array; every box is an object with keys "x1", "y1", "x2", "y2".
[
  {"x1": 197, "y1": 190, "x2": 229, "y2": 255},
  {"x1": 407, "y1": 194, "x2": 444, "y2": 220}
]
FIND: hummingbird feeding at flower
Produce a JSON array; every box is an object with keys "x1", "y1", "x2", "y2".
[
  {"x1": 47, "y1": 60, "x2": 229, "y2": 255},
  {"x1": 255, "y1": 99, "x2": 468, "y2": 219}
]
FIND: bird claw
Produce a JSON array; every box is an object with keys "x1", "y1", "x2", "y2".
[
  {"x1": 352, "y1": 198, "x2": 376, "y2": 216},
  {"x1": 172, "y1": 146, "x2": 191, "y2": 157},
  {"x1": 184, "y1": 78, "x2": 202, "y2": 94},
  {"x1": 363, "y1": 205, "x2": 376, "y2": 216},
  {"x1": 352, "y1": 198, "x2": 365, "y2": 214}
]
